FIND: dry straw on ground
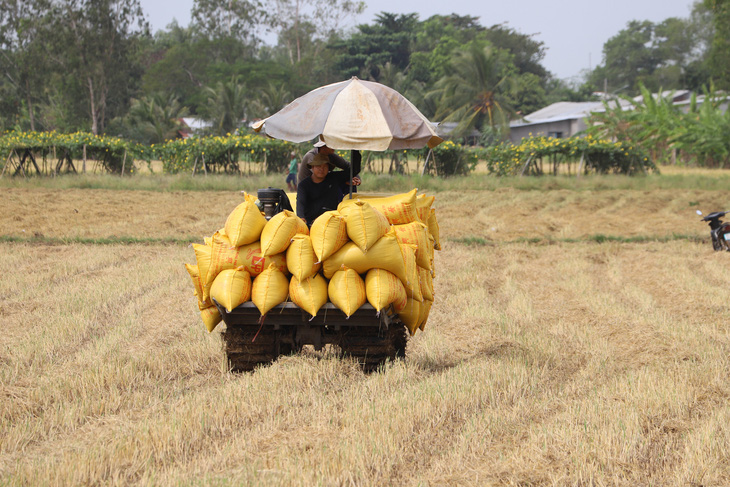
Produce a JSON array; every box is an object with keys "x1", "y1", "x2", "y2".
[{"x1": 1, "y1": 183, "x2": 730, "y2": 485}]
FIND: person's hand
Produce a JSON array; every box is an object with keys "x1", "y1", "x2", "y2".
[{"x1": 350, "y1": 176, "x2": 361, "y2": 186}]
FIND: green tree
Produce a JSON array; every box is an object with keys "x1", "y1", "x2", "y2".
[
  {"x1": 191, "y1": 0, "x2": 265, "y2": 48},
  {"x1": 430, "y1": 43, "x2": 513, "y2": 139},
  {"x1": 249, "y1": 81, "x2": 291, "y2": 118},
  {"x1": 120, "y1": 92, "x2": 188, "y2": 143},
  {"x1": 704, "y1": 0, "x2": 730, "y2": 88},
  {"x1": 269, "y1": 0, "x2": 364, "y2": 64},
  {"x1": 47, "y1": 0, "x2": 149, "y2": 134},
  {"x1": 331, "y1": 12, "x2": 419, "y2": 80},
  {"x1": 200, "y1": 76, "x2": 249, "y2": 134},
  {"x1": 0, "y1": 0, "x2": 54, "y2": 130}
]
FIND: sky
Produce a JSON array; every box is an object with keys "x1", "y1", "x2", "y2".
[{"x1": 140, "y1": 0, "x2": 697, "y2": 81}]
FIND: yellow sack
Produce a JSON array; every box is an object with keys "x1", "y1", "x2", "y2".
[
  {"x1": 286, "y1": 192, "x2": 297, "y2": 210},
  {"x1": 209, "y1": 267, "x2": 252, "y2": 313},
  {"x1": 400, "y1": 243, "x2": 422, "y2": 302},
  {"x1": 193, "y1": 242, "x2": 215, "y2": 301},
  {"x1": 418, "y1": 266, "x2": 434, "y2": 301},
  {"x1": 310, "y1": 210, "x2": 349, "y2": 262},
  {"x1": 328, "y1": 266, "x2": 367, "y2": 317},
  {"x1": 427, "y1": 234, "x2": 435, "y2": 272},
  {"x1": 224, "y1": 198, "x2": 267, "y2": 246},
  {"x1": 206, "y1": 233, "x2": 286, "y2": 299},
  {"x1": 185, "y1": 263, "x2": 211, "y2": 310},
  {"x1": 323, "y1": 230, "x2": 407, "y2": 283},
  {"x1": 200, "y1": 305, "x2": 222, "y2": 333},
  {"x1": 286, "y1": 234, "x2": 321, "y2": 281},
  {"x1": 236, "y1": 241, "x2": 287, "y2": 277},
  {"x1": 260, "y1": 209, "x2": 309, "y2": 257},
  {"x1": 185, "y1": 263, "x2": 202, "y2": 298},
  {"x1": 339, "y1": 189, "x2": 419, "y2": 225},
  {"x1": 251, "y1": 264, "x2": 290, "y2": 316},
  {"x1": 365, "y1": 268, "x2": 407, "y2": 313},
  {"x1": 398, "y1": 298, "x2": 423, "y2": 335},
  {"x1": 418, "y1": 299, "x2": 433, "y2": 331},
  {"x1": 339, "y1": 200, "x2": 390, "y2": 253},
  {"x1": 428, "y1": 208, "x2": 441, "y2": 251},
  {"x1": 416, "y1": 194, "x2": 435, "y2": 223},
  {"x1": 289, "y1": 274, "x2": 328, "y2": 318},
  {"x1": 392, "y1": 221, "x2": 432, "y2": 270}
]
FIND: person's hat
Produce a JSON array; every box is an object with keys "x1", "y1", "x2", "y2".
[
  {"x1": 313, "y1": 140, "x2": 326, "y2": 148},
  {"x1": 308, "y1": 153, "x2": 331, "y2": 168}
]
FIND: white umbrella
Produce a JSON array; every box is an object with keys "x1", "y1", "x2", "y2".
[{"x1": 252, "y1": 77, "x2": 443, "y2": 151}]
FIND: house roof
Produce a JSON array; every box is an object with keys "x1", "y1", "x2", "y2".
[{"x1": 510, "y1": 99, "x2": 633, "y2": 128}]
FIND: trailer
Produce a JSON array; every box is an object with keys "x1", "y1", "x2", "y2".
[{"x1": 215, "y1": 300, "x2": 408, "y2": 372}]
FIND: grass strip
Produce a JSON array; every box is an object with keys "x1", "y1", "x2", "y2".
[
  {"x1": 451, "y1": 233, "x2": 705, "y2": 247},
  {"x1": 0, "y1": 235, "x2": 200, "y2": 246},
  {"x1": 4, "y1": 170, "x2": 730, "y2": 193},
  {"x1": 0, "y1": 233, "x2": 708, "y2": 247}
]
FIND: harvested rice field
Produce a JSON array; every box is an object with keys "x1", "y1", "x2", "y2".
[{"x1": 2, "y1": 179, "x2": 730, "y2": 485}]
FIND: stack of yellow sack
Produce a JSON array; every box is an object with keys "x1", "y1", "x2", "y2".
[{"x1": 186, "y1": 189, "x2": 441, "y2": 335}]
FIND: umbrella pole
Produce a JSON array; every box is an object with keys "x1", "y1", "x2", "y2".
[{"x1": 349, "y1": 150, "x2": 354, "y2": 199}]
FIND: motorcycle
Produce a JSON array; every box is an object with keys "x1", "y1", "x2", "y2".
[{"x1": 697, "y1": 210, "x2": 730, "y2": 251}]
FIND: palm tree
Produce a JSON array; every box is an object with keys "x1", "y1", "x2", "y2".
[
  {"x1": 126, "y1": 93, "x2": 188, "y2": 144},
  {"x1": 249, "y1": 82, "x2": 291, "y2": 118},
  {"x1": 202, "y1": 76, "x2": 248, "y2": 135},
  {"x1": 430, "y1": 44, "x2": 513, "y2": 139}
]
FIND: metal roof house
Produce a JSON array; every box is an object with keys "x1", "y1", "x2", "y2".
[{"x1": 508, "y1": 91, "x2": 693, "y2": 144}]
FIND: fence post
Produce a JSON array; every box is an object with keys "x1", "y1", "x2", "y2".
[
  {"x1": 83, "y1": 145, "x2": 87, "y2": 173},
  {"x1": 519, "y1": 155, "x2": 533, "y2": 176},
  {"x1": 0, "y1": 151, "x2": 11, "y2": 178},
  {"x1": 421, "y1": 149, "x2": 433, "y2": 176},
  {"x1": 121, "y1": 150, "x2": 128, "y2": 177},
  {"x1": 576, "y1": 152, "x2": 585, "y2": 178}
]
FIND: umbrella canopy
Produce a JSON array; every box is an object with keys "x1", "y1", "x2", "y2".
[{"x1": 252, "y1": 77, "x2": 443, "y2": 151}]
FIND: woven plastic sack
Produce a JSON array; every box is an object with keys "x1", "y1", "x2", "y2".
[
  {"x1": 224, "y1": 198, "x2": 267, "y2": 246},
  {"x1": 400, "y1": 243, "x2": 422, "y2": 302},
  {"x1": 365, "y1": 268, "x2": 407, "y2": 313},
  {"x1": 260, "y1": 210, "x2": 309, "y2": 257},
  {"x1": 251, "y1": 264, "x2": 290, "y2": 316},
  {"x1": 323, "y1": 230, "x2": 408, "y2": 284},
  {"x1": 427, "y1": 208, "x2": 441, "y2": 251},
  {"x1": 416, "y1": 194, "x2": 435, "y2": 223},
  {"x1": 328, "y1": 266, "x2": 367, "y2": 317},
  {"x1": 193, "y1": 242, "x2": 215, "y2": 301},
  {"x1": 418, "y1": 299, "x2": 433, "y2": 331},
  {"x1": 338, "y1": 189, "x2": 419, "y2": 225},
  {"x1": 398, "y1": 298, "x2": 423, "y2": 335},
  {"x1": 310, "y1": 211, "x2": 349, "y2": 262},
  {"x1": 200, "y1": 305, "x2": 222, "y2": 333},
  {"x1": 392, "y1": 221, "x2": 432, "y2": 270},
  {"x1": 206, "y1": 233, "x2": 286, "y2": 299},
  {"x1": 209, "y1": 267, "x2": 252, "y2": 313},
  {"x1": 286, "y1": 234, "x2": 321, "y2": 281},
  {"x1": 418, "y1": 266, "x2": 434, "y2": 301},
  {"x1": 185, "y1": 263, "x2": 211, "y2": 310},
  {"x1": 339, "y1": 200, "x2": 390, "y2": 253},
  {"x1": 236, "y1": 241, "x2": 287, "y2": 277},
  {"x1": 289, "y1": 274, "x2": 328, "y2": 318}
]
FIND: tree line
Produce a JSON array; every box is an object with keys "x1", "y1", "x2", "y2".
[{"x1": 0, "y1": 0, "x2": 727, "y2": 146}]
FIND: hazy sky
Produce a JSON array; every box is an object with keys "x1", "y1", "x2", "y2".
[{"x1": 141, "y1": 0, "x2": 696, "y2": 80}]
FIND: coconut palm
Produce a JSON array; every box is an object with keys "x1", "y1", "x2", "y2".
[
  {"x1": 249, "y1": 82, "x2": 291, "y2": 118},
  {"x1": 201, "y1": 76, "x2": 248, "y2": 135},
  {"x1": 126, "y1": 93, "x2": 188, "y2": 144},
  {"x1": 430, "y1": 43, "x2": 513, "y2": 139}
]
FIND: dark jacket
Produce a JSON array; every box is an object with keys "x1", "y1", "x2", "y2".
[{"x1": 296, "y1": 151, "x2": 361, "y2": 225}]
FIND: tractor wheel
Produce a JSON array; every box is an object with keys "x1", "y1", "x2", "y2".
[
  {"x1": 222, "y1": 325, "x2": 291, "y2": 372},
  {"x1": 338, "y1": 322, "x2": 408, "y2": 372}
]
